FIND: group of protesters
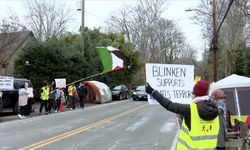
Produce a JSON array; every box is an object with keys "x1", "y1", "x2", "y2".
[
  {"x1": 17, "y1": 80, "x2": 88, "y2": 119},
  {"x1": 39, "y1": 81, "x2": 88, "y2": 115}
]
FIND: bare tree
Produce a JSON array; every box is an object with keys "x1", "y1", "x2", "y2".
[
  {"x1": 192, "y1": 0, "x2": 250, "y2": 78},
  {"x1": 24, "y1": 0, "x2": 73, "y2": 40},
  {"x1": 107, "y1": 0, "x2": 196, "y2": 64}
]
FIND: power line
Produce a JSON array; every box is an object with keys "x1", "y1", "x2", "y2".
[{"x1": 216, "y1": 0, "x2": 235, "y2": 33}]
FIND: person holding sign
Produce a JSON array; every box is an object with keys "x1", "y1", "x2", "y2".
[
  {"x1": 146, "y1": 80, "x2": 224, "y2": 150},
  {"x1": 18, "y1": 82, "x2": 29, "y2": 119}
]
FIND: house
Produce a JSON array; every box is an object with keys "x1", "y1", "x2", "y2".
[{"x1": 0, "y1": 31, "x2": 34, "y2": 76}]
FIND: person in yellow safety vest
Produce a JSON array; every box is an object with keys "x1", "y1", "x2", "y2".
[
  {"x1": 68, "y1": 84, "x2": 77, "y2": 109},
  {"x1": 146, "y1": 80, "x2": 223, "y2": 150},
  {"x1": 39, "y1": 81, "x2": 50, "y2": 115}
]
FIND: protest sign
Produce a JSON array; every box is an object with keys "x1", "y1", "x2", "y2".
[
  {"x1": 146, "y1": 63, "x2": 194, "y2": 104},
  {"x1": 0, "y1": 76, "x2": 14, "y2": 90},
  {"x1": 27, "y1": 87, "x2": 34, "y2": 98},
  {"x1": 55, "y1": 79, "x2": 66, "y2": 88}
]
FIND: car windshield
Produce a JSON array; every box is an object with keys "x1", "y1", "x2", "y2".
[
  {"x1": 113, "y1": 85, "x2": 121, "y2": 91},
  {"x1": 136, "y1": 86, "x2": 145, "y2": 91}
]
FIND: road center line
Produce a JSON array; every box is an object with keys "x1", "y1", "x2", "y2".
[{"x1": 18, "y1": 103, "x2": 148, "y2": 150}]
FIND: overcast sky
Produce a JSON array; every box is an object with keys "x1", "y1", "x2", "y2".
[{"x1": 0, "y1": 0, "x2": 205, "y2": 60}]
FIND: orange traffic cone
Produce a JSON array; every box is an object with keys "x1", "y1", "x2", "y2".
[{"x1": 59, "y1": 101, "x2": 64, "y2": 112}]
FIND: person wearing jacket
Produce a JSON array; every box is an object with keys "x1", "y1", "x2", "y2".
[
  {"x1": 39, "y1": 81, "x2": 49, "y2": 115},
  {"x1": 146, "y1": 80, "x2": 223, "y2": 150},
  {"x1": 211, "y1": 89, "x2": 227, "y2": 150},
  {"x1": 17, "y1": 82, "x2": 29, "y2": 119},
  {"x1": 77, "y1": 83, "x2": 88, "y2": 109}
]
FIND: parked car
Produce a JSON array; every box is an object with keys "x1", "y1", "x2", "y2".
[
  {"x1": 1, "y1": 78, "x2": 34, "y2": 114},
  {"x1": 132, "y1": 85, "x2": 147, "y2": 101},
  {"x1": 111, "y1": 84, "x2": 130, "y2": 100},
  {"x1": 0, "y1": 90, "x2": 3, "y2": 112}
]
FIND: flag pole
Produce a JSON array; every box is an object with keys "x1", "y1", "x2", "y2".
[{"x1": 66, "y1": 72, "x2": 105, "y2": 86}]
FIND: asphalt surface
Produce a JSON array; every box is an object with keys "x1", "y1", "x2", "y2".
[
  {"x1": 0, "y1": 101, "x2": 97, "y2": 122},
  {"x1": 0, "y1": 100, "x2": 178, "y2": 150}
]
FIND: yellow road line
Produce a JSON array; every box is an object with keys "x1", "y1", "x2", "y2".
[{"x1": 19, "y1": 103, "x2": 148, "y2": 150}]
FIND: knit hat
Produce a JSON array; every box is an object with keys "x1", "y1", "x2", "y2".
[{"x1": 193, "y1": 80, "x2": 209, "y2": 97}]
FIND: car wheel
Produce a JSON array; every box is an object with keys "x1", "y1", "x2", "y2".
[
  {"x1": 133, "y1": 98, "x2": 136, "y2": 101},
  {"x1": 119, "y1": 94, "x2": 123, "y2": 100}
]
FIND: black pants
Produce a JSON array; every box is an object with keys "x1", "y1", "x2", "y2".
[
  {"x1": 39, "y1": 100, "x2": 48, "y2": 113},
  {"x1": 69, "y1": 96, "x2": 76, "y2": 109},
  {"x1": 20, "y1": 105, "x2": 27, "y2": 116},
  {"x1": 48, "y1": 99, "x2": 53, "y2": 112},
  {"x1": 216, "y1": 147, "x2": 225, "y2": 150},
  {"x1": 79, "y1": 96, "x2": 86, "y2": 108},
  {"x1": 24, "y1": 99, "x2": 33, "y2": 116}
]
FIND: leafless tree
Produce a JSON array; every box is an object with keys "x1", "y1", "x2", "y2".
[
  {"x1": 24, "y1": 0, "x2": 73, "y2": 40},
  {"x1": 192, "y1": 0, "x2": 250, "y2": 78},
  {"x1": 107, "y1": 0, "x2": 196, "y2": 64}
]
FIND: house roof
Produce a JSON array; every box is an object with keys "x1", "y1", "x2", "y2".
[{"x1": 0, "y1": 31, "x2": 34, "y2": 64}]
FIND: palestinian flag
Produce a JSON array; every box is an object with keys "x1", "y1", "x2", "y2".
[{"x1": 97, "y1": 46, "x2": 129, "y2": 73}]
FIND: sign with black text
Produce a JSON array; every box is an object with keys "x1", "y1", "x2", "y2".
[
  {"x1": 0, "y1": 76, "x2": 14, "y2": 90},
  {"x1": 146, "y1": 63, "x2": 194, "y2": 104}
]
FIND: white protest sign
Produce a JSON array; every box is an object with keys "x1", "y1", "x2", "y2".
[
  {"x1": 146, "y1": 63, "x2": 194, "y2": 104},
  {"x1": 27, "y1": 87, "x2": 34, "y2": 98},
  {"x1": 55, "y1": 79, "x2": 66, "y2": 88},
  {"x1": 0, "y1": 76, "x2": 14, "y2": 90}
]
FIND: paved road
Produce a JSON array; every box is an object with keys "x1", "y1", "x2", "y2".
[
  {"x1": 0, "y1": 102, "x2": 97, "y2": 122},
  {"x1": 0, "y1": 100, "x2": 178, "y2": 150}
]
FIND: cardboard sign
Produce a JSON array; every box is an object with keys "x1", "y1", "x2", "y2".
[
  {"x1": 55, "y1": 79, "x2": 66, "y2": 88},
  {"x1": 146, "y1": 63, "x2": 194, "y2": 104},
  {"x1": 0, "y1": 76, "x2": 14, "y2": 90}
]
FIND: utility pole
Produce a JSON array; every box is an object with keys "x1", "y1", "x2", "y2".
[
  {"x1": 211, "y1": 0, "x2": 218, "y2": 82},
  {"x1": 81, "y1": 0, "x2": 85, "y2": 55}
]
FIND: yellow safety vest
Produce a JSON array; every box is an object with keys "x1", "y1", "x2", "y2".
[
  {"x1": 68, "y1": 85, "x2": 76, "y2": 96},
  {"x1": 68, "y1": 85, "x2": 73, "y2": 96},
  {"x1": 177, "y1": 103, "x2": 219, "y2": 150},
  {"x1": 40, "y1": 86, "x2": 49, "y2": 100}
]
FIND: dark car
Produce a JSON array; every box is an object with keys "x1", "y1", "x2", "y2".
[
  {"x1": 132, "y1": 85, "x2": 148, "y2": 101},
  {"x1": 111, "y1": 84, "x2": 130, "y2": 100},
  {"x1": 1, "y1": 78, "x2": 34, "y2": 114}
]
